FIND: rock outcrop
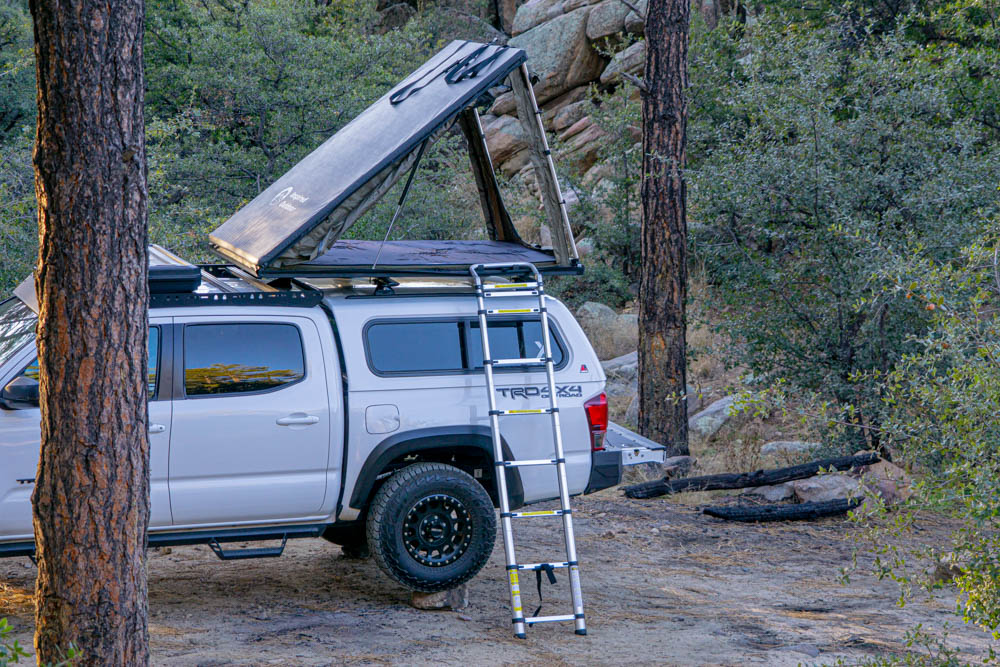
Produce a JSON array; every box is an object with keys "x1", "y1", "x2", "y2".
[
  {"x1": 481, "y1": 0, "x2": 650, "y2": 184},
  {"x1": 576, "y1": 302, "x2": 637, "y2": 360}
]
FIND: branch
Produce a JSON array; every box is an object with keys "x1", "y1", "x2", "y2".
[
  {"x1": 624, "y1": 452, "x2": 880, "y2": 499},
  {"x1": 621, "y1": 72, "x2": 648, "y2": 95},
  {"x1": 704, "y1": 499, "x2": 862, "y2": 522}
]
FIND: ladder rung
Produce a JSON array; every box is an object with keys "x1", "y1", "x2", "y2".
[
  {"x1": 483, "y1": 289, "x2": 540, "y2": 298},
  {"x1": 498, "y1": 458, "x2": 561, "y2": 467},
  {"x1": 525, "y1": 614, "x2": 577, "y2": 625},
  {"x1": 489, "y1": 357, "x2": 548, "y2": 367},
  {"x1": 517, "y1": 562, "x2": 570, "y2": 571},
  {"x1": 485, "y1": 307, "x2": 540, "y2": 315},
  {"x1": 483, "y1": 282, "x2": 539, "y2": 290},
  {"x1": 505, "y1": 509, "x2": 569, "y2": 518},
  {"x1": 491, "y1": 408, "x2": 555, "y2": 416}
]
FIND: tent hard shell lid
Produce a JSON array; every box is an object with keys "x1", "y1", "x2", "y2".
[{"x1": 208, "y1": 40, "x2": 580, "y2": 279}]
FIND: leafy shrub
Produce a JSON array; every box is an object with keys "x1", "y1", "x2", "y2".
[
  {"x1": 689, "y1": 16, "x2": 1000, "y2": 451},
  {"x1": 0, "y1": 618, "x2": 27, "y2": 666},
  {"x1": 847, "y1": 231, "x2": 1000, "y2": 640}
]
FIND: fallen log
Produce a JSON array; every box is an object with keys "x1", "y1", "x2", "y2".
[
  {"x1": 703, "y1": 498, "x2": 862, "y2": 522},
  {"x1": 623, "y1": 452, "x2": 880, "y2": 499}
]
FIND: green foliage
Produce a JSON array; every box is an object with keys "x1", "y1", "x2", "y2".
[
  {"x1": 0, "y1": 1, "x2": 34, "y2": 142},
  {"x1": 844, "y1": 231, "x2": 1000, "y2": 639},
  {"x1": 0, "y1": 133, "x2": 34, "y2": 293},
  {"x1": 690, "y1": 16, "x2": 1000, "y2": 450},
  {"x1": 0, "y1": 0, "x2": 493, "y2": 291},
  {"x1": 143, "y1": 0, "x2": 455, "y2": 262},
  {"x1": 0, "y1": 618, "x2": 28, "y2": 666}
]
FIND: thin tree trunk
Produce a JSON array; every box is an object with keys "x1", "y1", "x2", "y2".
[
  {"x1": 639, "y1": 0, "x2": 690, "y2": 456},
  {"x1": 29, "y1": 0, "x2": 150, "y2": 662}
]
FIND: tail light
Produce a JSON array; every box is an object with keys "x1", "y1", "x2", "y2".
[{"x1": 584, "y1": 393, "x2": 608, "y2": 451}]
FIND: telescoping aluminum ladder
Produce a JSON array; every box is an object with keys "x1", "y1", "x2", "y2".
[{"x1": 470, "y1": 262, "x2": 586, "y2": 638}]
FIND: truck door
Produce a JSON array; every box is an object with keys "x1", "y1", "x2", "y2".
[
  {"x1": 168, "y1": 315, "x2": 330, "y2": 525},
  {"x1": 0, "y1": 319, "x2": 172, "y2": 537}
]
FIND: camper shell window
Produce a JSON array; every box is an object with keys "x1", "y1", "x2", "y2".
[{"x1": 364, "y1": 317, "x2": 566, "y2": 376}]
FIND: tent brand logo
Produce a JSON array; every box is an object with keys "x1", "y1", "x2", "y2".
[
  {"x1": 269, "y1": 186, "x2": 309, "y2": 212},
  {"x1": 496, "y1": 385, "x2": 583, "y2": 399}
]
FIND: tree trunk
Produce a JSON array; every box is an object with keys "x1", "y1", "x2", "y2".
[
  {"x1": 29, "y1": 0, "x2": 150, "y2": 663},
  {"x1": 639, "y1": 0, "x2": 690, "y2": 456}
]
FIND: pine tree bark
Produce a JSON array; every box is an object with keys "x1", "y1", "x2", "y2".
[
  {"x1": 29, "y1": 0, "x2": 150, "y2": 663},
  {"x1": 638, "y1": 0, "x2": 690, "y2": 457}
]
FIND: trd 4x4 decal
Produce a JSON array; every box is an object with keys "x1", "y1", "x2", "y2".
[{"x1": 496, "y1": 385, "x2": 583, "y2": 399}]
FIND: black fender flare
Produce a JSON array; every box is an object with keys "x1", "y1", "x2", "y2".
[{"x1": 348, "y1": 425, "x2": 524, "y2": 510}]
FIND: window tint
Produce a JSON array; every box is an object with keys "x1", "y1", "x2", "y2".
[
  {"x1": 184, "y1": 323, "x2": 304, "y2": 396},
  {"x1": 365, "y1": 319, "x2": 565, "y2": 375},
  {"x1": 367, "y1": 321, "x2": 464, "y2": 374},
  {"x1": 467, "y1": 320, "x2": 564, "y2": 369},
  {"x1": 17, "y1": 327, "x2": 161, "y2": 395}
]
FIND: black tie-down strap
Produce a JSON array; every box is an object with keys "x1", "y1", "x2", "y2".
[
  {"x1": 532, "y1": 564, "x2": 558, "y2": 618},
  {"x1": 390, "y1": 40, "x2": 509, "y2": 105}
]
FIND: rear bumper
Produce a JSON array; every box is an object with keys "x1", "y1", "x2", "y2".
[{"x1": 584, "y1": 448, "x2": 623, "y2": 493}]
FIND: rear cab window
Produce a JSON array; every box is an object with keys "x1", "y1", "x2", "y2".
[
  {"x1": 365, "y1": 317, "x2": 566, "y2": 376},
  {"x1": 183, "y1": 323, "x2": 305, "y2": 396}
]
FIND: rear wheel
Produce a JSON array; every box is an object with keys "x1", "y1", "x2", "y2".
[{"x1": 367, "y1": 462, "x2": 496, "y2": 592}]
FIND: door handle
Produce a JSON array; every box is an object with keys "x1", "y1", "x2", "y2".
[
  {"x1": 276, "y1": 414, "x2": 320, "y2": 426},
  {"x1": 148, "y1": 423, "x2": 166, "y2": 434}
]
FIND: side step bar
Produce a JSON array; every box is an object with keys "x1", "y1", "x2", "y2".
[
  {"x1": 0, "y1": 523, "x2": 329, "y2": 561},
  {"x1": 209, "y1": 535, "x2": 288, "y2": 561}
]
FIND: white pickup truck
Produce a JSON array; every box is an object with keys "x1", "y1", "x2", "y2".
[{"x1": 0, "y1": 255, "x2": 661, "y2": 591}]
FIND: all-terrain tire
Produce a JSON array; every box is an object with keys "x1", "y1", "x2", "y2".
[{"x1": 366, "y1": 462, "x2": 496, "y2": 592}]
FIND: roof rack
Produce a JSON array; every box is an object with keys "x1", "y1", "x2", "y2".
[
  {"x1": 148, "y1": 246, "x2": 324, "y2": 309},
  {"x1": 150, "y1": 290, "x2": 323, "y2": 309}
]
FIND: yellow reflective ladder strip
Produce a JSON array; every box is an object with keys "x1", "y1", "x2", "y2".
[
  {"x1": 491, "y1": 308, "x2": 535, "y2": 314},
  {"x1": 506, "y1": 409, "x2": 546, "y2": 414}
]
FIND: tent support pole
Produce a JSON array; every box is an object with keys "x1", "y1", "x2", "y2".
[
  {"x1": 372, "y1": 139, "x2": 428, "y2": 270},
  {"x1": 459, "y1": 108, "x2": 521, "y2": 244},
  {"x1": 508, "y1": 64, "x2": 579, "y2": 266}
]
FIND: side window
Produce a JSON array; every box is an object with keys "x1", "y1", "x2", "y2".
[
  {"x1": 148, "y1": 327, "x2": 160, "y2": 395},
  {"x1": 467, "y1": 320, "x2": 564, "y2": 369},
  {"x1": 366, "y1": 321, "x2": 465, "y2": 374},
  {"x1": 16, "y1": 326, "x2": 160, "y2": 396},
  {"x1": 183, "y1": 323, "x2": 305, "y2": 397}
]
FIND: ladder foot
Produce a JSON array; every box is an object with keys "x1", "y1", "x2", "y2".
[
  {"x1": 516, "y1": 632, "x2": 527, "y2": 639},
  {"x1": 575, "y1": 629, "x2": 587, "y2": 636}
]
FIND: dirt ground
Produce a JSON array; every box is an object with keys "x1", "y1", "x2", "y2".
[{"x1": 1, "y1": 488, "x2": 995, "y2": 666}]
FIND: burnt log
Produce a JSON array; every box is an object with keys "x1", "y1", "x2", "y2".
[
  {"x1": 623, "y1": 452, "x2": 879, "y2": 499},
  {"x1": 703, "y1": 499, "x2": 862, "y2": 522}
]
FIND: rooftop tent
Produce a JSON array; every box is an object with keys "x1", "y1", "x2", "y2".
[{"x1": 208, "y1": 40, "x2": 579, "y2": 278}]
